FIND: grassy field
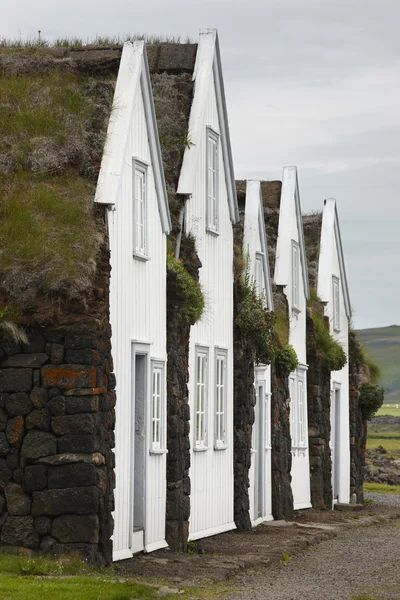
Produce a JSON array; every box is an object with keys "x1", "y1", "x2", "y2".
[
  {"x1": 0, "y1": 551, "x2": 176, "y2": 600},
  {"x1": 364, "y1": 482, "x2": 400, "y2": 494},
  {"x1": 357, "y1": 325, "x2": 400, "y2": 404},
  {"x1": 375, "y1": 405, "x2": 400, "y2": 417}
]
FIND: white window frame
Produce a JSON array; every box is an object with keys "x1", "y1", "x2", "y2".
[
  {"x1": 255, "y1": 253, "x2": 265, "y2": 300},
  {"x1": 214, "y1": 349, "x2": 228, "y2": 450},
  {"x1": 333, "y1": 276, "x2": 340, "y2": 332},
  {"x1": 265, "y1": 392, "x2": 272, "y2": 450},
  {"x1": 132, "y1": 159, "x2": 148, "y2": 260},
  {"x1": 150, "y1": 360, "x2": 166, "y2": 453},
  {"x1": 206, "y1": 127, "x2": 219, "y2": 235},
  {"x1": 290, "y1": 368, "x2": 308, "y2": 451},
  {"x1": 291, "y1": 240, "x2": 300, "y2": 312},
  {"x1": 194, "y1": 346, "x2": 209, "y2": 450}
]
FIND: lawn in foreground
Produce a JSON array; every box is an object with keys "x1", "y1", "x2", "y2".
[
  {"x1": 364, "y1": 482, "x2": 400, "y2": 494},
  {"x1": 0, "y1": 550, "x2": 168, "y2": 600}
]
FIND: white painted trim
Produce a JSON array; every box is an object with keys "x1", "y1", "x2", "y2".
[
  {"x1": 95, "y1": 41, "x2": 171, "y2": 234},
  {"x1": 274, "y1": 166, "x2": 310, "y2": 300},
  {"x1": 245, "y1": 180, "x2": 274, "y2": 310},
  {"x1": 188, "y1": 520, "x2": 236, "y2": 541},
  {"x1": 318, "y1": 199, "x2": 352, "y2": 319},
  {"x1": 177, "y1": 29, "x2": 238, "y2": 224},
  {"x1": 144, "y1": 539, "x2": 168, "y2": 553},
  {"x1": 252, "y1": 514, "x2": 274, "y2": 527},
  {"x1": 113, "y1": 548, "x2": 133, "y2": 561},
  {"x1": 293, "y1": 501, "x2": 312, "y2": 510}
]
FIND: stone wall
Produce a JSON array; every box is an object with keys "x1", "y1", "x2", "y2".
[
  {"x1": 271, "y1": 361, "x2": 293, "y2": 520},
  {"x1": 349, "y1": 331, "x2": 367, "y2": 504},
  {"x1": 0, "y1": 326, "x2": 115, "y2": 564},
  {"x1": 233, "y1": 278, "x2": 255, "y2": 531},
  {"x1": 306, "y1": 311, "x2": 333, "y2": 508},
  {"x1": 165, "y1": 270, "x2": 191, "y2": 552}
]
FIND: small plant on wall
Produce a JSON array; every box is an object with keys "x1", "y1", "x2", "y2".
[
  {"x1": 235, "y1": 274, "x2": 277, "y2": 365},
  {"x1": 167, "y1": 252, "x2": 204, "y2": 325},
  {"x1": 359, "y1": 383, "x2": 384, "y2": 420}
]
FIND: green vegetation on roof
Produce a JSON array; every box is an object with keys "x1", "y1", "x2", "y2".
[
  {"x1": 307, "y1": 289, "x2": 347, "y2": 372},
  {"x1": 0, "y1": 52, "x2": 116, "y2": 328}
]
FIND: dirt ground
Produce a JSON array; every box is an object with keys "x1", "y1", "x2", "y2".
[{"x1": 117, "y1": 497, "x2": 400, "y2": 587}]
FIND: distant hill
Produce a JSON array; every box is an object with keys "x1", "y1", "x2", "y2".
[{"x1": 357, "y1": 325, "x2": 400, "y2": 404}]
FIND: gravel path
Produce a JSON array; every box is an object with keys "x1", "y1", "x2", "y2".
[{"x1": 213, "y1": 494, "x2": 400, "y2": 600}]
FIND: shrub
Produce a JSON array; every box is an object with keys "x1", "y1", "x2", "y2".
[
  {"x1": 236, "y1": 277, "x2": 277, "y2": 365},
  {"x1": 360, "y1": 383, "x2": 384, "y2": 420},
  {"x1": 167, "y1": 253, "x2": 204, "y2": 324},
  {"x1": 311, "y1": 312, "x2": 347, "y2": 371},
  {"x1": 275, "y1": 345, "x2": 298, "y2": 377}
]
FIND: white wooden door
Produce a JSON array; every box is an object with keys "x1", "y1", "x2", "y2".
[
  {"x1": 250, "y1": 368, "x2": 273, "y2": 524},
  {"x1": 290, "y1": 367, "x2": 312, "y2": 510},
  {"x1": 330, "y1": 384, "x2": 341, "y2": 502},
  {"x1": 132, "y1": 351, "x2": 148, "y2": 553}
]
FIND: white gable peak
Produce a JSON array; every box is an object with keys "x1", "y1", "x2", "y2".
[
  {"x1": 177, "y1": 29, "x2": 239, "y2": 224},
  {"x1": 95, "y1": 41, "x2": 171, "y2": 233},
  {"x1": 274, "y1": 166, "x2": 309, "y2": 300}
]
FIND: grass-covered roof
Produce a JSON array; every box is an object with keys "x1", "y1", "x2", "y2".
[
  {"x1": 0, "y1": 46, "x2": 120, "y2": 329},
  {"x1": 302, "y1": 213, "x2": 323, "y2": 290}
]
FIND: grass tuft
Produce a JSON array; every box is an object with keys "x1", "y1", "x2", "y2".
[{"x1": 364, "y1": 482, "x2": 400, "y2": 494}]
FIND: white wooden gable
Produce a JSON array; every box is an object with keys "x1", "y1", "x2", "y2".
[
  {"x1": 274, "y1": 166, "x2": 310, "y2": 300},
  {"x1": 317, "y1": 199, "x2": 352, "y2": 319},
  {"x1": 243, "y1": 180, "x2": 274, "y2": 310},
  {"x1": 95, "y1": 41, "x2": 171, "y2": 233},
  {"x1": 177, "y1": 29, "x2": 239, "y2": 224}
]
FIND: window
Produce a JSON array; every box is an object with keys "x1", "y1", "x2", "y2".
[
  {"x1": 215, "y1": 350, "x2": 227, "y2": 448},
  {"x1": 291, "y1": 241, "x2": 300, "y2": 310},
  {"x1": 206, "y1": 128, "x2": 219, "y2": 233},
  {"x1": 333, "y1": 276, "x2": 340, "y2": 331},
  {"x1": 255, "y1": 254, "x2": 265, "y2": 298},
  {"x1": 289, "y1": 369, "x2": 307, "y2": 449},
  {"x1": 265, "y1": 393, "x2": 271, "y2": 449},
  {"x1": 133, "y1": 161, "x2": 147, "y2": 256},
  {"x1": 195, "y1": 347, "x2": 209, "y2": 447},
  {"x1": 151, "y1": 362, "x2": 165, "y2": 451}
]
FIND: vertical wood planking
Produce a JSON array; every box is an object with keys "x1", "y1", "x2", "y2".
[
  {"x1": 186, "y1": 69, "x2": 235, "y2": 539},
  {"x1": 111, "y1": 79, "x2": 167, "y2": 559}
]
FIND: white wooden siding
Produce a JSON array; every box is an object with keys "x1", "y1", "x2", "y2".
[
  {"x1": 243, "y1": 181, "x2": 273, "y2": 524},
  {"x1": 278, "y1": 169, "x2": 311, "y2": 510},
  {"x1": 185, "y1": 68, "x2": 235, "y2": 540},
  {"x1": 109, "y1": 79, "x2": 167, "y2": 559},
  {"x1": 324, "y1": 222, "x2": 350, "y2": 504}
]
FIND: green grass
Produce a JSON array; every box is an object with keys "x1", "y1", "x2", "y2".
[
  {"x1": 367, "y1": 437, "x2": 400, "y2": 452},
  {"x1": 364, "y1": 482, "x2": 400, "y2": 494},
  {"x1": 357, "y1": 325, "x2": 400, "y2": 403},
  {"x1": 0, "y1": 172, "x2": 100, "y2": 302},
  {"x1": 375, "y1": 405, "x2": 400, "y2": 417},
  {"x1": 0, "y1": 551, "x2": 162, "y2": 600}
]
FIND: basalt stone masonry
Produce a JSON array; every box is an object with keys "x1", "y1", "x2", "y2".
[
  {"x1": 306, "y1": 311, "x2": 333, "y2": 509},
  {"x1": 232, "y1": 196, "x2": 256, "y2": 531},
  {"x1": 271, "y1": 358, "x2": 294, "y2": 520},
  {"x1": 0, "y1": 326, "x2": 115, "y2": 564},
  {"x1": 349, "y1": 330, "x2": 368, "y2": 504}
]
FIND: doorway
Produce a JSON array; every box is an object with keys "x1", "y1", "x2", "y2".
[
  {"x1": 132, "y1": 350, "x2": 148, "y2": 553},
  {"x1": 331, "y1": 384, "x2": 341, "y2": 501}
]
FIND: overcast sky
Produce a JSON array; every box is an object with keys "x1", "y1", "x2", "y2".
[{"x1": 3, "y1": 0, "x2": 399, "y2": 329}]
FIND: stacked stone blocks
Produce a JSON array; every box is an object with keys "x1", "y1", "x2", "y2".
[{"x1": 0, "y1": 327, "x2": 115, "y2": 564}]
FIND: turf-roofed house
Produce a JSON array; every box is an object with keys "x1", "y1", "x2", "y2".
[
  {"x1": 0, "y1": 40, "x2": 172, "y2": 563},
  {"x1": 303, "y1": 200, "x2": 351, "y2": 507},
  {"x1": 0, "y1": 43, "x2": 123, "y2": 563},
  {"x1": 234, "y1": 180, "x2": 275, "y2": 529},
  {"x1": 95, "y1": 42, "x2": 171, "y2": 559},
  {"x1": 148, "y1": 29, "x2": 239, "y2": 549},
  {"x1": 274, "y1": 167, "x2": 312, "y2": 511}
]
